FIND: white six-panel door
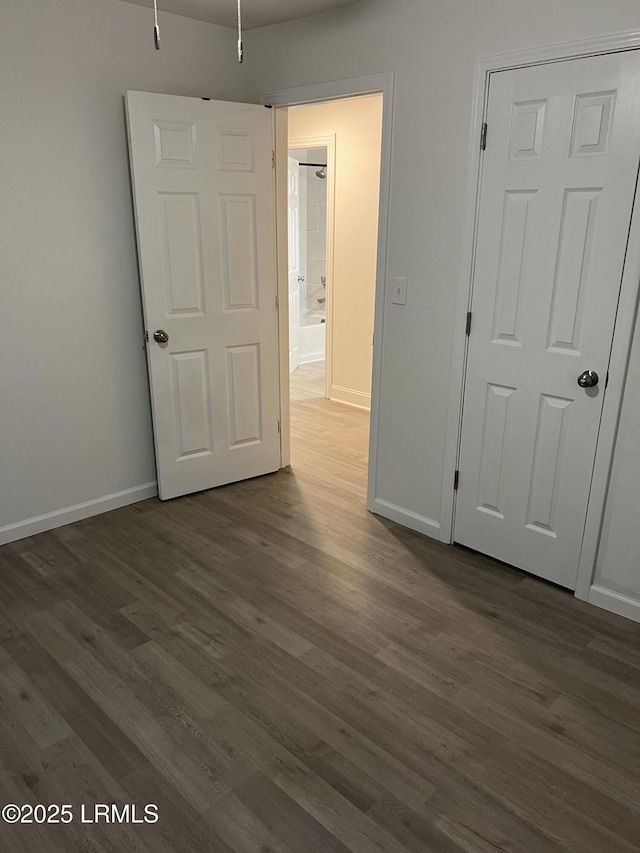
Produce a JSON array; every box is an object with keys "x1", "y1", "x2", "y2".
[
  {"x1": 126, "y1": 91, "x2": 281, "y2": 500},
  {"x1": 455, "y1": 52, "x2": 640, "y2": 589},
  {"x1": 288, "y1": 156, "x2": 301, "y2": 374}
]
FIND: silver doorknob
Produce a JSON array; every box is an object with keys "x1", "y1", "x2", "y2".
[
  {"x1": 153, "y1": 330, "x2": 169, "y2": 344},
  {"x1": 577, "y1": 370, "x2": 599, "y2": 388},
  {"x1": 297, "y1": 275, "x2": 305, "y2": 282}
]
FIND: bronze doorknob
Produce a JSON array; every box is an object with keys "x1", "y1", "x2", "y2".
[{"x1": 577, "y1": 370, "x2": 598, "y2": 388}]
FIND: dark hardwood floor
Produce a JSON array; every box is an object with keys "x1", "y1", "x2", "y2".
[{"x1": 1, "y1": 362, "x2": 640, "y2": 851}]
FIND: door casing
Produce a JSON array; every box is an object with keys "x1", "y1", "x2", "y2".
[
  {"x1": 441, "y1": 31, "x2": 640, "y2": 608},
  {"x1": 262, "y1": 74, "x2": 394, "y2": 505}
]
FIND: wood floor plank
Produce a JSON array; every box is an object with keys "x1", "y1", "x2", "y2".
[
  {"x1": 366, "y1": 796, "x2": 472, "y2": 853},
  {"x1": 205, "y1": 789, "x2": 304, "y2": 853},
  {"x1": 233, "y1": 770, "x2": 354, "y2": 853},
  {"x1": 63, "y1": 652, "x2": 236, "y2": 814},
  {"x1": 0, "y1": 362, "x2": 638, "y2": 851},
  {"x1": 120, "y1": 764, "x2": 236, "y2": 853},
  {"x1": 0, "y1": 645, "x2": 73, "y2": 750}
]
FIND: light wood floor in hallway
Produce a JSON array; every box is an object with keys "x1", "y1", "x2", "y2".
[{"x1": 1, "y1": 363, "x2": 640, "y2": 852}]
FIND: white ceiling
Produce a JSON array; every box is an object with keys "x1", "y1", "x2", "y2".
[{"x1": 120, "y1": 0, "x2": 359, "y2": 30}]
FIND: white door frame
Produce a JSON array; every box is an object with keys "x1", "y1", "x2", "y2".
[
  {"x1": 441, "y1": 30, "x2": 640, "y2": 604},
  {"x1": 262, "y1": 73, "x2": 394, "y2": 505},
  {"x1": 288, "y1": 134, "x2": 337, "y2": 399}
]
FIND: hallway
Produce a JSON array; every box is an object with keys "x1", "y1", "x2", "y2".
[{"x1": 289, "y1": 361, "x2": 369, "y2": 503}]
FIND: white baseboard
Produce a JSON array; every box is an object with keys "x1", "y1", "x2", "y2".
[
  {"x1": 330, "y1": 385, "x2": 371, "y2": 411},
  {"x1": 370, "y1": 497, "x2": 441, "y2": 540},
  {"x1": 0, "y1": 482, "x2": 158, "y2": 546},
  {"x1": 299, "y1": 351, "x2": 325, "y2": 365},
  {"x1": 587, "y1": 584, "x2": 640, "y2": 624}
]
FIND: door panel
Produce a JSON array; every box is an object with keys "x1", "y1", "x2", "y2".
[
  {"x1": 455, "y1": 53, "x2": 640, "y2": 589},
  {"x1": 220, "y1": 195, "x2": 259, "y2": 310},
  {"x1": 126, "y1": 91, "x2": 281, "y2": 500},
  {"x1": 476, "y1": 382, "x2": 516, "y2": 519},
  {"x1": 170, "y1": 350, "x2": 214, "y2": 459},
  {"x1": 160, "y1": 193, "x2": 205, "y2": 315},
  {"x1": 226, "y1": 343, "x2": 263, "y2": 447}
]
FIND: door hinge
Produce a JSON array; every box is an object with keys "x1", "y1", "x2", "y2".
[
  {"x1": 480, "y1": 122, "x2": 488, "y2": 151},
  {"x1": 277, "y1": 420, "x2": 281, "y2": 434},
  {"x1": 454, "y1": 470, "x2": 459, "y2": 491},
  {"x1": 605, "y1": 371, "x2": 609, "y2": 389},
  {"x1": 144, "y1": 329, "x2": 149, "y2": 343},
  {"x1": 272, "y1": 150, "x2": 275, "y2": 168},
  {"x1": 465, "y1": 311, "x2": 472, "y2": 336},
  {"x1": 275, "y1": 294, "x2": 279, "y2": 311}
]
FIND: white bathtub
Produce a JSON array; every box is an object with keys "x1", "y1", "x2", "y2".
[{"x1": 299, "y1": 314, "x2": 325, "y2": 364}]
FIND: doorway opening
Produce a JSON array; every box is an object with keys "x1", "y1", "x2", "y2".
[
  {"x1": 288, "y1": 146, "x2": 328, "y2": 388},
  {"x1": 283, "y1": 95, "x2": 384, "y2": 474}
]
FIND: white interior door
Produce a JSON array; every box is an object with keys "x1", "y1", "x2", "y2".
[
  {"x1": 455, "y1": 52, "x2": 640, "y2": 589},
  {"x1": 126, "y1": 91, "x2": 281, "y2": 500},
  {"x1": 288, "y1": 156, "x2": 301, "y2": 374}
]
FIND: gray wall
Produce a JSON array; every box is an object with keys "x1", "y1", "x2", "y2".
[
  {"x1": 0, "y1": 0, "x2": 253, "y2": 533},
  {"x1": 246, "y1": 0, "x2": 640, "y2": 605}
]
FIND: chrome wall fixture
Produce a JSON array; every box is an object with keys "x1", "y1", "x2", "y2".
[{"x1": 298, "y1": 163, "x2": 328, "y2": 179}]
